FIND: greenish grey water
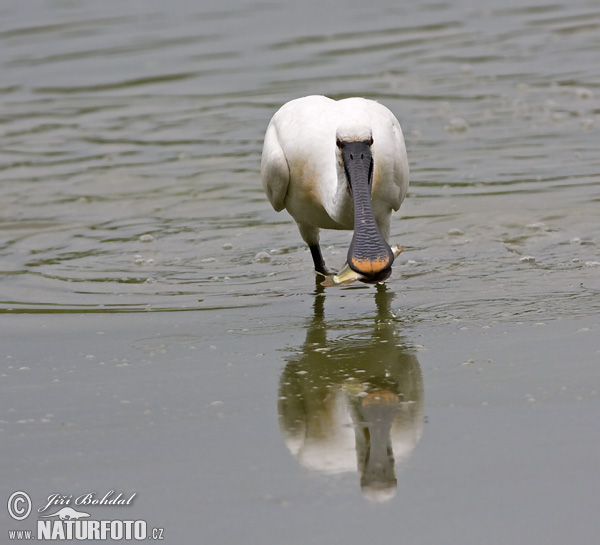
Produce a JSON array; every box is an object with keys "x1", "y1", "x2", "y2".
[{"x1": 1, "y1": 0, "x2": 599, "y2": 543}]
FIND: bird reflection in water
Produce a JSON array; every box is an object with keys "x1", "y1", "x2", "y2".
[{"x1": 278, "y1": 285, "x2": 424, "y2": 502}]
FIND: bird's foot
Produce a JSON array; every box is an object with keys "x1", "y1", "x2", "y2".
[{"x1": 309, "y1": 245, "x2": 336, "y2": 277}]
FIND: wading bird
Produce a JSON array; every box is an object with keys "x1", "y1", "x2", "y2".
[{"x1": 261, "y1": 95, "x2": 409, "y2": 283}]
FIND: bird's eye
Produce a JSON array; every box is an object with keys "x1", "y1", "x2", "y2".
[
  {"x1": 369, "y1": 136, "x2": 374, "y2": 146},
  {"x1": 336, "y1": 138, "x2": 342, "y2": 149}
]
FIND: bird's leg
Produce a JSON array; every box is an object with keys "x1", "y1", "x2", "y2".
[
  {"x1": 309, "y1": 244, "x2": 332, "y2": 276},
  {"x1": 298, "y1": 223, "x2": 334, "y2": 276}
]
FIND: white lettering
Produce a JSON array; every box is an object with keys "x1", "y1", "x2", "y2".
[
  {"x1": 50, "y1": 521, "x2": 65, "y2": 540},
  {"x1": 76, "y1": 493, "x2": 94, "y2": 506},
  {"x1": 38, "y1": 493, "x2": 72, "y2": 513},
  {"x1": 111, "y1": 520, "x2": 122, "y2": 540},
  {"x1": 88, "y1": 520, "x2": 100, "y2": 539},
  {"x1": 75, "y1": 520, "x2": 87, "y2": 539},
  {"x1": 38, "y1": 521, "x2": 52, "y2": 539},
  {"x1": 135, "y1": 520, "x2": 146, "y2": 539},
  {"x1": 74, "y1": 490, "x2": 136, "y2": 507},
  {"x1": 101, "y1": 520, "x2": 110, "y2": 540},
  {"x1": 100, "y1": 490, "x2": 116, "y2": 504},
  {"x1": 37, "y1": 519, "x2": 147, "y2": 540},
  {"x1": 63, "y1": 521, "x2": 74, "y2": 539}
]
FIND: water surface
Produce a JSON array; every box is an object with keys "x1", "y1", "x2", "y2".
[{"x1": 1, "y1": 0, "x2": 599, "y2": 543}]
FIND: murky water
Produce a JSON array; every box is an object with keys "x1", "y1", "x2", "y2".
[{"x1": 2, "y1": 0, "x2": 599, "y2": 543}]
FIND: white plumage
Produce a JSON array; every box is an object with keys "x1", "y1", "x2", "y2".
[{"x1": 261, "y1": 95, "x2": 409, "y2": 281}]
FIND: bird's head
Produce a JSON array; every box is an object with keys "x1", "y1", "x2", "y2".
[{"x1": 335, "y1": 125, "x2": 394, "y2": 283}]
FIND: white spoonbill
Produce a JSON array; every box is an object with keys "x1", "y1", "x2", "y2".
[{"x1": 261, "y1": 95, "x2": 409, "y2": 283}]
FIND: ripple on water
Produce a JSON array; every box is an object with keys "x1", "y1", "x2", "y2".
[{"x1": 0, "y1": 0, "x2": 599, "y2": 322}]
